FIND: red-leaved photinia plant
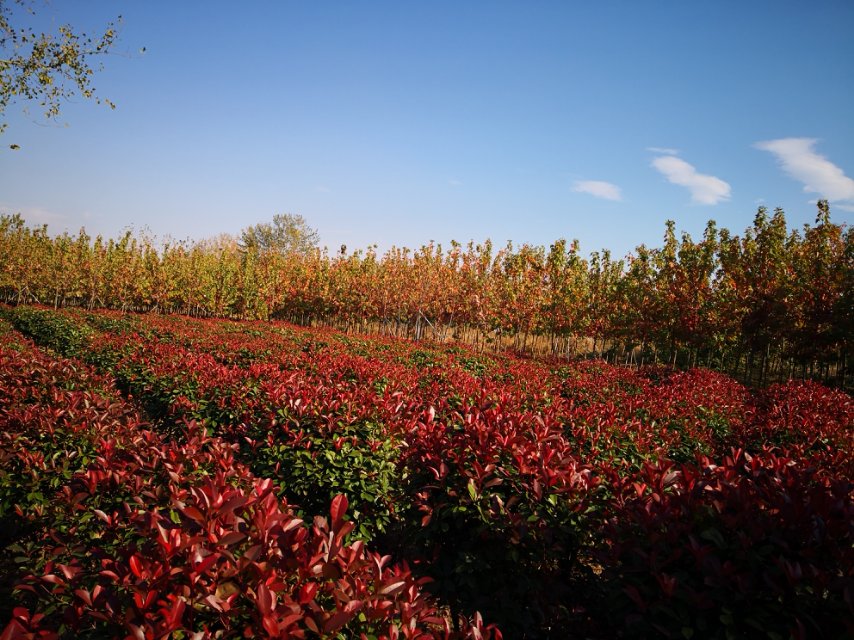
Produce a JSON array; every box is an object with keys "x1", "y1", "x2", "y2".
[
  {"x1": 0, "y1": 341, "x2": 501, "y2": 639},
  {"x1": 2, "y1": 306, "x2": 852, "y2": 639},
  {"x1": 600, "y1": 449, "x2": 852, "y2": 639}
]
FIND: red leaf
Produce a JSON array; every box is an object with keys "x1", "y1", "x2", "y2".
[
  {"x1": 330, "y1": 494, "x2": 348, "y2": 530},
  {"x1": 281, "y1": 517, "x2": 303, "y2": 533},
  {"x1": 180, "y1": 505, "x2": 205, "y2": 523},
  {"x1": 56, "y1": 563, "x2": 79, "y2": 580},
  {"x1": 379, "y1": 580, "x2": 407, "y2": 596},
  {"x1": 262, "y1": 614, "x2": 279, "y2": 636},
  {"x1": 193, "y1": 552, "x2": 220, "y2": 577},
  {"x1": 128, "y1": 555, "x2": 144, "y2": 579},
  {"x1": 304, "y1": 616, "x2": 320, "y2": 634},
  {"x1": 220, "y1": 494, "x2": 249, "y2": 516},
  {"x1": 218, "y1": 531, "x2": 246, "y2": 547},
  {"x1": 279, "y1": 613, "x2": 303, "y2": 629},
  {"x1": 323, "y1": 608, "x2": 357, "y2": 634},
  {"x1": 298, "y1": 582, "x2": 318, "y2": 604},
  {"x1": 164, "y1": 598, "x2": 185, "y2": 627},
  {"x1": 0, "y1": 619, "x2": 27, "y2": 640},
  {"x1": 99, "y1": 570, "x2": 120, "y2": 582},
  {"x1": 203, "y1": 594, "x2": 224, "y2": 612},
  {"x1": 256, "y1": 582, "x2": 276, "y2": 615},
  {"x1": 243, "y1": 544, "x2": 263, "y2": 562}
]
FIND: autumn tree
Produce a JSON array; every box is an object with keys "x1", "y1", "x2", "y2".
[
  {"x1": 618, "y1": 244, "x2": 660, "y2": 358},
  {"x1": 787, "y1": 201, "x2": 849, "y2": 372},
  {"x1": 717, "y1": 207, "x2": 794, "y2": 382},
  {"x1": 668, "y1": 221, "x2": 720, "y2": 363},
  {"x1": 1, "y1": 0, "x2": 119, "y2": 139},
  {"x1": 1, "y1": 203, "x2": 849, "y2": 384},
  {"x1": 240, "y1": 214, "x2": 319, "y2": 256}
]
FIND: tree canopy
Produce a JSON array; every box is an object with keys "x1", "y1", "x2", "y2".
[
  {"x1": 240, "y1": 213, "x2": 320, "y2": 256},
  {"x1": 2, "y1": 203, "x2": 850, "y2": 387},
  {"x1": 0, "y1": 0, "x2": 119, "y2": 138}
]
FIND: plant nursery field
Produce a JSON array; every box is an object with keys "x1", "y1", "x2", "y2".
[{"x1": 0, "y1": 306, "x2": 851, "y2": 639}]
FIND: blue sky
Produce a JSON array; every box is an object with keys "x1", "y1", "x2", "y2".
[{"x1": 2, "y1": 1, "x2": 853, "y2": 259}]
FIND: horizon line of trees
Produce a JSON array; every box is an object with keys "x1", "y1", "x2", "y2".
[{"x1": 1, "y1": 203, "x2": 851, "y2": 387}]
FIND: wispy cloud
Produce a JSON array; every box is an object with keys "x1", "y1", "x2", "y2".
[
  {"x1": 754, "y1": 138, "x2": 854, "y2": 204},
  {"x1": 572, "y1": 180, "x2": 622, "y2": 201},
  {"x1": 0, "y1": 203, "x2": 68, "y2": 227},
  {"x1": 448, "y1": 179, "x2": 463, "y2": 187},
  {"x1": 646, "y1": 146, "x2": 680, "y2": 156},
  {"x1": 651, "y1": 155, "x2": 731, "y2": 205}
]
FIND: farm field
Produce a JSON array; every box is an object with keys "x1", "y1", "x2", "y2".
[{"x1": 0, "y1": 306, "x2": 851, "y2": 639}]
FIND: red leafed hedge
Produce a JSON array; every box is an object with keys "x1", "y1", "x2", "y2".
[
  {"x1": 601, "y1": 450, "x2": 853, "y2": 638},
  {"x1": 0, "y1": 340, "x2": 500, "y2": 639},
  {"x1": 1, "y1": 306, "x2": 852, "y2": 639}
]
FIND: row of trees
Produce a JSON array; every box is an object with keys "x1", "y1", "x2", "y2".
[{"x1": 1, "y1": 204, "x2": 851, "y2": 385}]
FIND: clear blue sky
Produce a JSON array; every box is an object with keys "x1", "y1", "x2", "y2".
[{"x1": 2, "y1": 1, "x2": 853, "y2": 258}]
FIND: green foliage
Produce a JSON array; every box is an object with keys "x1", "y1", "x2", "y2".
[
  {"x1": 239, "y1": 213, "x2": 319, "y2": 256},
  {"x1": 456, "y1": 354, "x2": 494, "y2": 378},
  {"x1": 253, "y1": 422, "x2": 403, "y2": 543},
  {"x1": 83, "y1": 312, "x2": 140, "y2": 335},
  {"x1": 400, "y1": 459, "x2": 592, "y2": 636},
  {"x1": 408, "y1": 348, "x2": 440, "y2": 368},
  {"x1": 0, "y1": 315, "x2": 23, "y2": 350},
  {"x1": 4, "y1": 305, "x2": 92, "y2": 356}
]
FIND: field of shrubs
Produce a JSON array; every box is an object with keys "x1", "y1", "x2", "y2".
[{"x1": 1, "y1": 306, "x2": 851, "y2": 639}]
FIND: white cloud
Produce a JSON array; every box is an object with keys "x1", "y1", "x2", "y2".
[
  {"x1": 754, "y1": 138, "x2": 854, "y2": 203},
  {"x1": 572, "y1": 180, "x2": 622, "y2": 201},
  {"x1": 651, "y1": 155, "x2": 731, "y2": 205},
  {"x1": 647, "y1": 146, "x2": 680, "y2": 156},
  {"x1": 835, "y1": 203, "x2": 854, "y2": 213},
  {"x1": 0, "y1": 203, "x2": 68, "y2": 227},
  {"x1": 448, "y1": 179, "x2": 463, "y2": 187}
]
